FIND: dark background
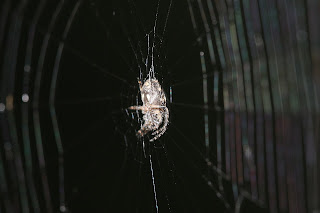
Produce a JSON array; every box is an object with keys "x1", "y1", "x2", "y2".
[
  {"x1": 1, "y1": 0, "x2": 234, "y2": 212},
  {"x1": 2, "y1": 0, "x2": 319, "y2": 212}
]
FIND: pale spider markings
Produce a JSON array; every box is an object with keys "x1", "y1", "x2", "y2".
[{"x1": 128, "y1": 78, "x2": 169, "y2": 141}]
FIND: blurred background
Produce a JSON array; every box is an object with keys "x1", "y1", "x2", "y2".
[{"x1": 0, "y1": 0, "x2": 319, "y2": 212}]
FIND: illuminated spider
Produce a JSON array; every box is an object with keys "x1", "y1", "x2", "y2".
[{"x1": 128, "y1": 78, "x2": 169, "y2": 141}]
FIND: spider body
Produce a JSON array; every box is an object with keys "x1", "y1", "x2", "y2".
[{"x1": 128, "y1": 78, "x2": 169, "y2": 141}]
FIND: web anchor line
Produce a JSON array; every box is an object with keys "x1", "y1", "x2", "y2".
[{"x1": 149, "y1": 154, "x2": 159, "y2": 213}]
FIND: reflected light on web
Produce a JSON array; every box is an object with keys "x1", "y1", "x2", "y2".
[
  {"x1": 22, "y1": 94, "x2": 29, "y2": 102},
  {"x1": 24, "y1": 65, "x2": 31, "y2": 72},
  {"x1": 0, "y1": 103, "x2": 5, "y2": 112},
  {"x1": 60, "y1": 205, "x2": 67, "y2": 212}
]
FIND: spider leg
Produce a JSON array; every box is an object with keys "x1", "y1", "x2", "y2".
[
  {"x1": 128, "y1": 105, "x2": 147, "y2": 111},
  {"x1": 150, "y1": 107, "x2": 169, "y2": 141},
  {"x1": 150, "y1": 127, "x2": 167, "y2": 142},
  {"x1": 137, "y1": 122, "x2": 151, "y2": 137},
  {"x1": 149, "y1": 105, "x2": 166, "y2": 109},
  {"x1": 138, "y1": 80, "x2": 143, "y2": 91},
  {"x1": 151, "y1": 107, "x2": 169, "y2": 136}
]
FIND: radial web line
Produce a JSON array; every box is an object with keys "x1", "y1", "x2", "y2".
[{"x1": 149, "y1": 154, "x2": 159, "y2": 213}]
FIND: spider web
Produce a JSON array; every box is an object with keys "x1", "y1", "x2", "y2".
[{"x1": 0, "y1": 0, "x2": 320, "y2": 213}]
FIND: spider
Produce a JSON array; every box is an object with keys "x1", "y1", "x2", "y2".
[{"x1": 128, "y1": 78, "x2": 169, "y2": 142}]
